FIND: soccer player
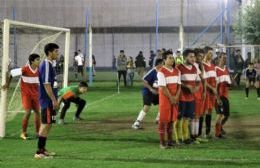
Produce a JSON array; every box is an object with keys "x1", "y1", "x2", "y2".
[
  {"x1": 1, "y1": 54, "x2": 41, "y2": 140},
  {"x1": 245, "y1": 63, "x2": 258, "y2": 99},
  {"x1": 177, "y1": 49, "x2": 200, "y2": 144},
  {"x1": 215, "y1": 53, "x2": 231, "y2": 137},
  {"x1": 35, "y1": 43, "x2": 60, "y2": 159},
  {"x1": 58, "y1": 81, "x2": 88, "y2": 124},
  {"x1": 132, "y1": 58, "x2": 164, "y2": 130},
  {"x1": 202, "y1": 46, "x2": 220, "y2": 138},
  {"x1": 193, "y1": 48, "x2": 206, "y2": 141},
  {"x1": 157, "y1": 50, "x2": 181, "y2": 149}
]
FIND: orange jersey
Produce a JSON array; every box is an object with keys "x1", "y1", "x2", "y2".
[
  {"x1": 177, "y1": 64, "x2": 200, "y2": 102},
  {"x1": 20, "y1": 65, "x2": 39, "y2": 97},
  {"x1": 157, "y1": 66, "x2": 181, "y2": 122},
  {"x1": 216, "y1": 66, "x2": 231, "y2": 98}
]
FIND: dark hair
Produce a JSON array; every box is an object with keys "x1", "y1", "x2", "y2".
[
  {"x1": 29, "y1": 53, "x2": 40, "y2": 64},
  {"x1": 162, "y1": 50, "x2": 173, "y2": 60},
  {"x1": 44, "y1": 43, "x2": 59, "y2": 56},
  {"x1": 204, "y1": 46, "x2": 213, "y2": 54},
  {"x1": 183, "y1": 48, "x2": 195, "y2": 58},
  {"x1": 120, "y1": 50, "x2": 124, "y2": 53},
  {"x1": 249, "y1": 62, "x2": 254, "y2": 66},
  {"x1": 194, "y1": 48, "x2": 204, "y2": 56},
  {"x1": 155, "y1": 58, "x2": 164, "y2": 66},
  {"x1": 79, "y1": 81, "x2": 88, "y2": 88}
]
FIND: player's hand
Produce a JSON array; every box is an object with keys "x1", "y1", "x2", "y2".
[
  {"x1": 52, "y1": 100, "x2": 60, "y2": 110},
  {"x1": 170, "y1": 96, "x2": 177, "y2": 105},
  {"x1": 212, "y1": 88, "x2": 217, "y2": 95},
  {"x1": 150, "y1": 88, "x2": 158, "y2": 95},
  {"x1": 216, "y1": 97, "x2": 222, "y2": 106}
]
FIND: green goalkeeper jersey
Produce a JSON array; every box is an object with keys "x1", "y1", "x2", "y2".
[{"x1": 58, "y1": 85, "x2": 79, "y2": 99}]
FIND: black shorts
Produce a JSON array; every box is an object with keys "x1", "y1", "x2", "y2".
[
  {"x1": 248, "y1": 77, "x2": 256, "y2": 83},
  {"x1": 77, "y1": 66, "x2": 83, "y2": 73},
  {"x1": 143, "y1": 92, "x2": 159, "y2": 106},
  {"x1": 215, "y1": 96, "x2": 230, "y2": 117},
  {"x1": 179, "y1": 101, "x2": 195, "y2": 119},
  {"x1": 41, "y1": 106, "x2": 56, "y2": 124}
]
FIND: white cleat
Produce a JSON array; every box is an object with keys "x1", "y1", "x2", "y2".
[
  {"x1": 34, "y1": 153, "x2": 53, "y2": 159},
  {"x1": 132, "y1": 123, "x2": 141, "y2": 130}
]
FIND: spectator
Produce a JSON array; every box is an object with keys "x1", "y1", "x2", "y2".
[
  {"x1": 148, "y1": 50, "x2": 156, "y2": 68},
  {"x1": 117, "y1": 50, "x2": 127, "y2": 87},
  {"x1": 175, "y1": 49, "x2": 184, "y2": 65},
  {"x1": 135, "y1": 51, "x2": 146, "y2": 78},
  {"x1": 92, "y1": 55, "x2": 96, "y2": 76},
  {"x1": 244, "y1": 52, "x2": 251, "y2": 69},
  {"x1": 127, "y1": 56, "x2": 135, "y2": 86},
  {"x1": 233, "y1": 49, "x2": 244, "y2": 86},
  {"x1": 73, "y1": 52, "x2": 78, "y2": 80},
  {"x1": 74, "y1": 50, "x2": 85, "y2": 80}
]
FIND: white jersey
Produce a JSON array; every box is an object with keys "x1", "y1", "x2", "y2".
[{"x1": 75, "y1": 54, "x2": 84, "y2": 66}]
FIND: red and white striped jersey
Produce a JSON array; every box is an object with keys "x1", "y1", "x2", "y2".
[
  {"x1": 177, "y1": 64, "x2": 200, "y2": 102},
  {"x1": 216, "y1": 66, "x2": 231, "y2": 98},
  {"x1": 11, "y1": 64, "x2": 39, "y2": 96},
  {"x1": 194, "y1": 63, "x2": 204, "y2": 100},
  {"x1": 157, "y1": 66, "x2": 181, "y2": 107},
  {"x1": 203, "y1": 62, "x2": 217, "y2": 88}
]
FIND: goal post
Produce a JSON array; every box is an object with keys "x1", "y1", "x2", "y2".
[{"x1": 0, "y1": 19, "x2": 71, "y2": 138}]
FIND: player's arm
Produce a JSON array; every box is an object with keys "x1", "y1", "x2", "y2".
[
  {"x1": 44, "y1": 84, "x2": 59, "y2": 110},
  {"x1": 143, "y1": 79, "x2": 157, "y2": 94},
  {"x1": 1, "y1": 68, "x2": 22, "y2": 90}
]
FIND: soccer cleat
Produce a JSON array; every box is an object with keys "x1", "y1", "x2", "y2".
[
  {"x1": 34, "y1": 153, "x2": 53, "y2": 159},
  {"x1": 20, "y1": 133, "x2": 28, "y2": 140},
  {"x1": 159, "y1": 144, "x2": 169, "y2": 149},
  {"x1": 43, "y1": 149, "x2": 56, "y2": 156},
  {"x1": 196, "y1": 137, "x2": 209, "y2": 143},
  {"x1": 132, "y1": 123, "x2": 141, "y2": 130},
  {"x1": 193, "y1": 139, "x2": 201, "y2": 144},
  {"x1": 73, "y1": 117, "x2": 84, "y2": 122},
  {"x1": 58, "y1": 119, "x2": 65, "y2": 125}
]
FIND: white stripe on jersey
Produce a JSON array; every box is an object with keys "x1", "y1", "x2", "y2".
[
  {"x1": 217, "y1": 75, "x2": 231, "y2": 84},
  {"x1": 44, "y1": 60, "x2": 49, "y2": 83},
  {"x1": 181, "y1": 74, "x2": 199, "y2": 81},
  {"x1": 142, "y1": 68, "x2": 155, "y2": 81},
  {"x1": 166, "y1": 76, "x2": 181, "y2": 84},
  {"x1": 157, "y1": 71, "x2": 166, "y2": 86},
  {"x1": 204, "y1": 70, "x2": 216, "y2": 79},
  {"x1": 21, "y1": 76, "x2": 39, "y2": 84}
]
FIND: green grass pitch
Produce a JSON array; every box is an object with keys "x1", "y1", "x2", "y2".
[{"x1": 1, "y1": 71, "x2": 260, "y2": 168}]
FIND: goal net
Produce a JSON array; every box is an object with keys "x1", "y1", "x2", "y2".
[{"x1": 0, "y1": 19, "x2": 70, "y2": 138}]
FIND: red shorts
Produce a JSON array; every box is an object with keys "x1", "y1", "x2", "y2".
[
  {"x1": 159, "y1": 104, "x2": 178, "y2": 122},
  {"x1": 203, "y1": 92, "x2": 215, "y2": 113},
  {"x1": 21, "y1": 94, "x2": 39, "y2": 112},
  {"x1": 195, "y1": 99, "x2": 204, "y2": 118}
]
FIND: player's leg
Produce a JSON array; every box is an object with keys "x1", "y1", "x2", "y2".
[
  {"x1": 221, "y1": 96, "x2": 230, "y2": 134},
  {"x1": 205, "y1": 95, "x2": 214, "y2": 139},
  {"x1": 245, "y1": 79, "x2": 250, "y2": 99},
  {"x1": 35, "y1": 107, "x2": 54, "y2": 159},
  {"x1": 59, "y1": 99, "x2": 71, "y2": 124},
  {"x1": 32, "y1": 98, "x2": 40, "y2": 137},
  {"x1": 158, "y1": 121, "x2": 167, "y2": 149},
  {"x1": 72, "y1": 97, "x2": 86, "y2": 120},
  {"x1": 166, "y1": 121, "x2": 173, "y2": 147},
  {"x1": 123, "y1": 70, "x2": 127, "y2": 87},
  {"x1": 20, "y1": 95, "x2": 33, "y2": 140},
  {"x1": 132, "y1": 93, "x2": 154, "y2": 129}
]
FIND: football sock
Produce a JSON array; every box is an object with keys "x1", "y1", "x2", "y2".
[
  {"x1": 182, "y1": 119, "x2": 190, "y2": 140},
  {"x1": 257, "y1": 88, "x2": 260, "y2": 98},
  {"x1": 22, "y1": 118, "x2": 28, "y2": 134},
  {"x1": 221, "y1": 115, "x2": 229, "y2": 126},
  {"x1": 37, "y1": 136, "x2": 47, "y2": 153},
  {"x1": 136, "y1": 110, "x2": 146, "y2": 123},
  {"x1": 167, "y1": 122, "x2": 173, "y2": 143},
  {"x1": 205, "y1": 114, "x2": 212, "y2": 135},
  {"x1": 34, "y1": 115, "x2": 40, "y2": 134},
  {"x1": 159, "y1": 122, "x2": 166, "y2": 145},
  {"x1": 155, "y1": 112, "x2": 160, "y2": 121},
  {"x1": 245, "y1": 87, "x2": 249, "y2": 97},
  {"x1": 195, "y1": 119, "x2": 199, "y2": 137},
  {"x1": 198, "y1": 116, "x2": 204, "y2": 136}
]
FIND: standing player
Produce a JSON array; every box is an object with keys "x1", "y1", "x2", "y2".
[
  {"x1": 202, "y1": 46, "x2": 220, "y2": 138},
  {"x1": 245, "y1": 63, "x2": 258, "y2": 99},
  {"x1": 1, "y1": 54, "x2": 41, "y2": 140},
  {"x1": 177, "y1": 49, "x2": 200, "y2": 144},
  {"x1": 193, "y1": 48, "x2": 206, "y2": 140},
  {"x1": 157, "y1": 50, "x2": 181, "y2": 148},
  {"x1": 132, "y1": 58, "x2": 164, "y2": 129},
  {"x1": 35, "y1": 43, "x2": 60, "y2": 159},
  {"x1": 215, "y1": 53, "x2": 231, "y2": 137}
]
